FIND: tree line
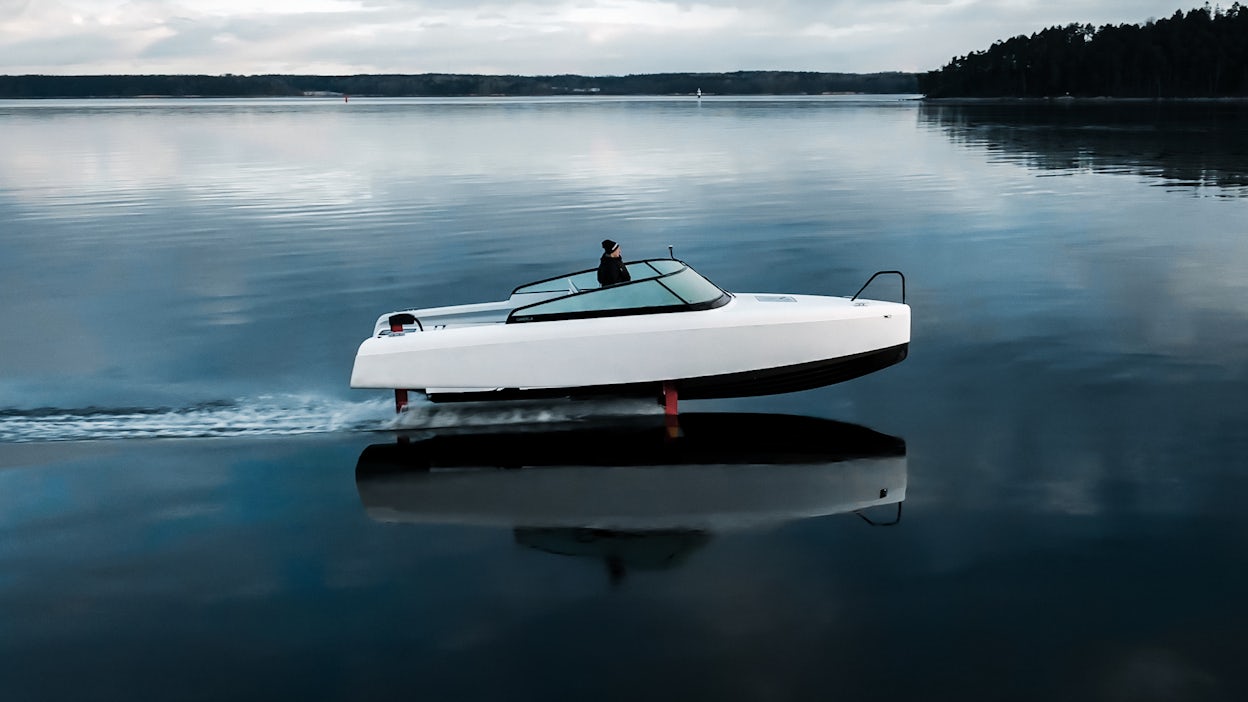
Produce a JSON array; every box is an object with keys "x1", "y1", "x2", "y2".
[
  {"x1": 0, "y1": 71, "x2": 918, "y2": 99},
  {"x1": 920, "y1": 4, "x2": 1248, "y2": 98}
]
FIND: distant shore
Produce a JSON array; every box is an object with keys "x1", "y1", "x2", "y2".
[
  {"x1": 921, "y1": 96, "x2": 1248, "y2": 103},
  {"x1": 0, "y1": 71, "x2": 920, "y2": 99}
]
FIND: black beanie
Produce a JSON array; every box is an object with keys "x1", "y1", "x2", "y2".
[{"x1": 602, "y1": 239, "x2": 618, "y2": 253}]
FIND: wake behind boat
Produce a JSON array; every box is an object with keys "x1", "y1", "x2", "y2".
[{"x1": 350, "y1": 258, "x2": 909, "y2": 412}]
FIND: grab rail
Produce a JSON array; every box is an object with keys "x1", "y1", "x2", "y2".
[{"x1": 851, "y1": 270, "x2": 906, "y2": 304}]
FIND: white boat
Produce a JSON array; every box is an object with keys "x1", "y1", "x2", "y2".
[{"x1": 350, "y1": 258, "x2": 909, "y2": 411}]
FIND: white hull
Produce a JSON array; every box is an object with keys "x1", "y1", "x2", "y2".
[{"x1": 351, "y1": 293, "x2": 910, "y2": 397}]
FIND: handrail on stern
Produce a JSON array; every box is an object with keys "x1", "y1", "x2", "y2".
[{"x1": 851, "y1": 270, "x2": 906, "y2": 305}]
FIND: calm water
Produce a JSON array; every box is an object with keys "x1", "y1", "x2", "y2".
[{"x1": 2, "y1": 96, "x2": 1247, "y2": 700}]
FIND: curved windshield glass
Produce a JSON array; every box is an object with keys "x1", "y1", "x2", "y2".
[
  {"x1": 512, "y1": 260, "x2": 680, "y2": 296},
  {"x1": 509, "y1": 262, "x2": 728, "y2": 322},
  {"x1": 646, "y1": 259, "x2": 684, "y2": 275},
  {"x1": 660, "y1": 267, "x2": 727, "y2": 305},
  {"x1": 512, "y1": 270, "x2": 600, "y2": 295},
  {"x1": 514, "y1": 280, "x2": 683, "y2": 318}
]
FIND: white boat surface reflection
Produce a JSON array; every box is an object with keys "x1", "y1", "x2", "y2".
[{"x1": 355, "y1": 413, "x2": 907, "y2": 582}]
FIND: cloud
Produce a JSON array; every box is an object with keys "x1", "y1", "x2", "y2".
[
  {"x1": 0, "y1": 0, "x2": 1207, "y2": 75},
  {"x1": 0, "y1": 0, "x2": 30, "y2": 21}
]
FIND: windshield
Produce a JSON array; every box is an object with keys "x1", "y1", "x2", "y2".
[
  {"x1": 508, "y1": 261, "x2": 728, "y2": 323},
  {"x1": 511, "y1": 259, "x2": 687, "y2": 296}
]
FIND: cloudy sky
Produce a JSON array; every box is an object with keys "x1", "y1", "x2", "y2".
[{"x1": 0, "y1": 1, "x2": 1203, "y2": 75}]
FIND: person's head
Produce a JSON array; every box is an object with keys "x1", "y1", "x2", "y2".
[{"x1": 602, "y1": 239, "x2": 621, "y2": 258}]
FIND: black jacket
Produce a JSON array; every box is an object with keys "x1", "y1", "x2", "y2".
[{"x1": 597, "y1": 255, "x2": 631, "y2": 287}]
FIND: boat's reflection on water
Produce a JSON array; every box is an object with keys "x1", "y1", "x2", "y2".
[{"x1": 356, "y1": 413, "x2": 906, "y2": 583}]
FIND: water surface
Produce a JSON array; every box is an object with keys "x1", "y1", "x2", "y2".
[{"x1": 2, "y1": 96, "x2": 1246, "y2": 700}]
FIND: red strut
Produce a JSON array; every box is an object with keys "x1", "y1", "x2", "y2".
[
  {"x1": 389, "y1": 316, "x2": 409, "y2": 413},
  {"x1": 662, "y1": 381, "x2": 682, "y2": 439},
  {"x1": 662, "y1": 381, "x2": 678, "y2": 416}
]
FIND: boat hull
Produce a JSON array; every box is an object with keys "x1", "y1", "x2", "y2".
[
  {"x1": 350, "y1": 293, "x2": 910, "y2": 400},
  {"x1": 422, "y1": 343, "x2": 907, "y2": 402}
]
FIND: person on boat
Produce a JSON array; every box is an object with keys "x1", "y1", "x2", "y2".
[{"x1": 597, "y1": 239, "x2": 631, "y2": 287}]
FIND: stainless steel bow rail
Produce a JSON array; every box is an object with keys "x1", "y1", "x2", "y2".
[{"x1": 851, "y1": 270, "x2": 906, "y2": 304}]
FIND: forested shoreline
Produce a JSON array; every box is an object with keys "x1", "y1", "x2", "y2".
[
  {"x1": 0, "y1": 71, "x2": 918, "y2": 98},
  {"x1": 920, "y1": 4, "x2": 1248, "y2": 98},
  {"x1": 14, "y1": 5, "x2": 1245, "y2": 101}
]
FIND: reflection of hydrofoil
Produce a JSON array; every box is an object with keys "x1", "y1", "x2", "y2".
[{"x1": 355, "y1": 413, "x2": 906, "y2": 532}]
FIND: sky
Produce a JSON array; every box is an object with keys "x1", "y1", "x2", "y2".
[{"x1": 0, "y1": 1, "x2": 1207, "y2": 76}]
